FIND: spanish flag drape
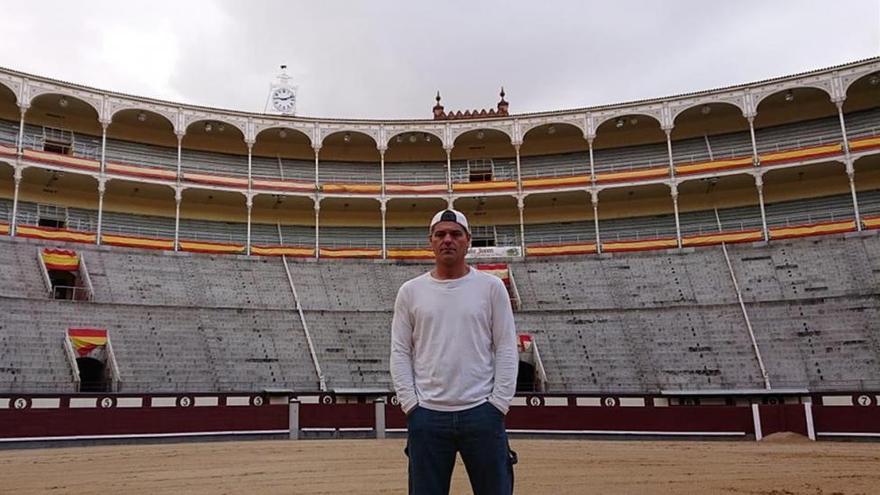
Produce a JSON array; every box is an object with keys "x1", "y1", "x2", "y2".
[
  {"x1": 67, "y1": 328, "x2": 107, "y2": 357},
  {"x1": 41, "y1": 248, "x2": 79, "y2": 271},
  {"x1": 477, "y1": 263, "x2": 510, "y2": 285},
  {"x1": 517, "y1": 333, "x2": 533, "y2": 353}
]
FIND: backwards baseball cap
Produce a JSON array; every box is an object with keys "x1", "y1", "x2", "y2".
[{"x1": 429, "y1": 209, "x2": 470, "y2": 235}]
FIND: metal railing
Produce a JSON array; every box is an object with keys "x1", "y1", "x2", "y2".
[{"x1": 52, "y1": 285, "x2": 92, "y2": 301}]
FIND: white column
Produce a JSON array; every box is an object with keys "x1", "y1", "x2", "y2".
[
  {"x1": 245, "y1": 194, "x2": 253, "y2": 256},
  {"x1": 587, "y1": 138, "x2": 596, "y2": 183},
  {"x1": 176, "y1": 133, "x2": 184, "y2": 180},
  {"x1": 445, "y1": 147, "x2": 453, "y2": 194},
  {"x1": 747, "y1": 116, "x2": 759, "y2": 166},
  {"x1": 313, "y1": 146, "x2": 321, "y2": 189},
  {"x1": 591, "y1": 189, "x2": 601, "y2": 254},
  {"x1": 10, "y1": 168, "x2": 22, "y2": 236},
  {"x1": 379, "y1": 148, "x2": 386, "y2": 197},
  {"x1": 17, "y1": 106, "x2": 27, "y2": 155},
  {"x1": 96, "y1": 179, "x2": 106, "y2": 245},
  {"x1": 836, "y1": 100, "x2": 862, "y2": 231},
  {"x1": 174, "y1": 187, "x2": 182, "y2": 251},
  {"x1": 751, "y1": 403, "x2": 763, "y2": 442},
  {"x1": 755, "y1": 175, "x2": 769, "y2": 242},
  {"x1": 664, "y1": 127, "x2": 676, "y2": 180},
  {"x1": 100, "y1": 121, "x2": 109, "y2": 175},
  {"x1": 514, "y1": 144, "x2": 523, "y2": 192},
  {"x1": 247, "y1": 142, "x2": 253, "y2": 187},
  {"x1": 314, "y1": 200, "x2": 320, "y2": 260},
  {"x1": 380, "y1": 201, "x2": 387, "y2": 260},
  {"x1": 671, "y1": 183, "x2": 682, "y2": 249},
  {"x1": 517, "y1": 196, "x2": 526, "y2": 256}
]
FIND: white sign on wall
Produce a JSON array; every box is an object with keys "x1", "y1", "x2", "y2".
[{"x1": 466, "y1": 246, "x2": 522, "y2": 259}]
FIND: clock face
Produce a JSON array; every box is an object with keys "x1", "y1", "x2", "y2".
[{"x1": 272, "y1": 87, "x2": 296, "y2": 113}]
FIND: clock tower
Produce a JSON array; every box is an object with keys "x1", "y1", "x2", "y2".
[{"x1": 265, "y1": 64, "x2": 298, "y2": 116}]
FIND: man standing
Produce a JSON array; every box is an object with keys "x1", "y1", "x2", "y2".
[{"x1": 391, "y1": 209, "x2": 518, "y2": 495}]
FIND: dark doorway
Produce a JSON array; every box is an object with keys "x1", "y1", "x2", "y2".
[
  {"x1": 76, "y1": 357, "x2": 108, "y2": 392},
  {"x1": 48, "y1": 269, "x2": 77, "y2": 300},
  {"x1": 516, "y1": 361, "x2": 536, "y2": 392}
]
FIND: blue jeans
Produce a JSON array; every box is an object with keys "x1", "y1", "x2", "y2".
[{"x1": 406, "y1": 402, "x2": 514, "y2": 495}]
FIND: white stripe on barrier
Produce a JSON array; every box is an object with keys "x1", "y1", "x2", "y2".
[
  {"x1": 69, "y1": 398, "x2": 97, "y2": 409},
  {"x1": 751, "y1": 403, "x2": 762, "y2": 441},
  {"x1": 301, "y1": 427, "x2": 374, "y2": 432},
  {"x1": 821, "y1": 396, "x2": 853, "y2": 406},
  {"x1": 543, "y1": 397, "x2": 568, "y2": 407},
  {"x1": 817, "y1": 432, "x2": 880, "y2": 438},
  {"x1": 804, "y1": 403, "x2": 816, "y2": 441},
  {"x1": 150, "y1": 397, "x2": 177, "y2": 408},
  {"x1": 116, "y1": 398, "x2": 143, "y2": 408},
  {"x1": 575, "y1": 397, "x2": 601, "y2": 407},
  {"x1": 298, "y1": 396, "x2": 320, "y2": 404},
  {"x1": 31, "y1": 398, "x2": 61, "y2": 409},
  {"x1": 619, "y1": 398, "x2": 646, "y2": 407},
  {"x1": 652, "y1": 398, "x2": 669, "y2": 407},
  {"x1": 226, "y1": 397, "x2": 251, "y2": 406},
  {"x1": 0, "y1": 399, "x2": 9, "y2": 409},
  {"x1": 0, "y1": 429, "x2": 289, "y2": 443},
  {"x1": 510, "y1": 397, "x2": 527, "y2": 407},
  {"x1": 195, "y1": 397, "x2": 219, "y2": 407}
]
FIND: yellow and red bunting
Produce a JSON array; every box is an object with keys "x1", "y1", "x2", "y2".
[
  {"x1": 387, "y1": 248, "x2": 434, "y2": 259},
  {"x1": 106, "y1": 162, "x2": 177, "y2": 181},
  {"x1": 0, "y1": 143, "x2": 16, "y2": 158},
  {"x1": 0, "y1": 223, "x2": 9, "y2": 235},
  {"x1": 41, "y1": 248, "x2": 80, "y2": 271},
  {"x1": 385, "y1": 183, "x2": 447, "y2": 194},
  {"x1": 183, "y1": 172, "x2": 249, "y2": 188},
  {"x1": 850, "y1": 136, "x2": 880, "y2": 153},
  {"x1": 681, "y1": 229, "x2": 764, "y2": 247},
  {"x1": 252, "y1": 178, "x2": 315, "y2": 193},
  {"x1": 22, "y1": 149, "x2": 100, "y2": 171},
  {"x1": 521, "y1": 175, "x2": 590, "y2": 190},
  {"x1": 67, "y1": 328, "x2": 107, "y2": 357},
  {"x1": 602, "y1": 237, "x2": 678, "y2": 253},
  {"x1": 453, "y1": 180, "x2": 518, "y2": 193},
  {"x1": 517, "y1": 334, "x2": 533, "y2": 352},
  {"x1": 675, "y1": 156, "x2": 753, "y2": 176},
  {"x1": 476, "y1": 263, "x2": 510, "y2": 285},
  {"x1": 101, "y1": 234, "x2": 175, "y2": 250},
  {"x1": 862, "y1": 215, "x2": 880, "y2": 230},
  {"x1": 321, "y1": 183, "x2": 382, "y2": 194},
  {"x1": 526, "y1": 243, "x2": 597, "y2": 257},
  {"x1": 318, "y1": 247, "x2": 382, "y2": 258},
  {"x1": 769, "y1": 219, "x2": 856, "y2": 240},
  {"x1": 250, "y1": 245, "x2": 315, "y2": 257},
  {"x1": 17, "y1": 225, "x2": 96, "y2": 244},
  {"x1": 759, "y1": 143, "x2": 843, "y2": 167},
  {"x1": 595, "y1": 166, "x2": 668, "y2": 184},
  {"x1": 178, "y1": 239, "x2": 245, "y2": 254}
]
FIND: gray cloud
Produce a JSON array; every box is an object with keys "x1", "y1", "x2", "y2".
[{"x1": 1, "y1": 0, "x2": 877, "y2": 119}]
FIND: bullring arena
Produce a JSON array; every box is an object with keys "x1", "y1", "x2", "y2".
[{"x1": 1, "y1": 55, "x2": 880, "y2": 494}]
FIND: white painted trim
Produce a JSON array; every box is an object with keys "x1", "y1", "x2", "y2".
[
  {"x1": 194, "y1": 397, "x2": 219, "y2": 407},
  {"x1": 116, "y1": 397, "x2": 143, "y2": 408},
  {"x1": 821, "y1": 396, "x2": 854, "y2": 406},
  {"x1": 69, "y1": 398, "x2": 97, "y2": 408},
  {"x1": 298, "y1": 396, "x2": 320, "y2": 404},
  {"x1": 301, "y1": 427, "x2": 373, "y2": 432},
  {"x1": 0, "y1": 429, "x2": 289, "y2": 443},
  {"x1": 0, "y1": 399, "x2": 9, "y2": 409},
  {"x1": 31, "y1": 398, "x2": 61, "y2": 409},
  {"x1": 751, "y1": 403, "x2": 762, "y2": 441},
  {"x1": 619, "y1": 398, "x2": 646, "y2": 407},
  {"x1": 543, "y1": 397, "x2": 568, "y2": 407},
  {"x1": 575, "y1": 397, "x2": 601, "y2": 407},
  {"x1": 150, "y1": 397, "x2": 177, "y2": 408},
  {"x1": 816, "y1": 432, "x2": 880, "y2": 438},
  {"x1": 804, "y1": 403, "x2": 816, "y2": 441},
  {"x1": 226, "y1": 396, "x2": 251, "y2": 406},
  {"x1": 510, "y1": 397, "x2": 527, "y2": 407}
]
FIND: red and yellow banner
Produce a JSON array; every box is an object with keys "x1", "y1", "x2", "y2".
[
  {"x1": 252, "y1": 178, "x2": 315, "y2": 193},
  {"x1": 681, "y1": 229, "x2": 763, "y2": 247},
  {"x1": 453, "y1": 180, "x2": 517, "y2": 193},
  {"x1": 526, "y1": 243, "x2": 597, "y2": 256},
  {"x1": 862, "y1": 215, "x2": 880, "y2": 230},
  {"x1": 67, "y1": 328, "x2": 107, "y2": 357},
  {"x1": 522, "y1": 175, "x2": 590, "y2": 190},
  {"x1": 17, "y1": 225, "x2": 96, "y2": 244},
  {"x1": 321, "y1": 183, "x2": 382, "y2": 194},
  {"x1": 0, "y1": 143, "x2": 16, "y2": 158},
  {"x1": 183, "y1": 172, "x2": 249, "y2": 188},
  {"x1": 387, "y1": 248, "x2": 433, "y2": 259},
  {"x1": 769, "y1": 219, "x2": 856, "y2": 240},
  {"x1": 759, "y1": 143, "x2": 842, "y2": 166},
  {"x1": 517, "y1": 333, "x2": 533, "y2": 353},
  {"x1": 0, "y1": 223, "x2": 9, "y2": 235},
  {"x1": 251, "y1": 245, "x2": 315, "y2": 257},
  {"x1": 675, "y1": 156, "x2": 752, "y2": 176},
  {"x1": 850, "y1": 136, "x2": 880, "y2": 153},
  {"x1": 595, "y1": 165, "x2": 668, "y2": 183},
  {"x1": 319, "y1": 247, "x2": 382, "y2": 258},
  {"x1": 603, "y1": 237, "x2": 678, "y2": 253},
  {"x1": 41, "y1": 248, "x2": 79, "y2": 271},
  {"x1": 102, "y1": 233, "x2": 175, "y2": 250},
  {"x1": 385, "y1": 183, "x2": 447, "y2": 194},
  {"x1": 477, "y1": 263, "x2": 510, "y2": 285},
  {"x1": 178, "y1": 239, "x2": 245, "y2": 254},
  {"x1": 106, "y1": 162, "x2": 177, "y2": 180},
  {"x1": 23, "y1": 149, "x2": 100, "y2": 171}
]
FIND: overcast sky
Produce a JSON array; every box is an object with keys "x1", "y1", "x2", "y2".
[{"x1": 2, "y1": 1, "x2": 878, "y2": 119}]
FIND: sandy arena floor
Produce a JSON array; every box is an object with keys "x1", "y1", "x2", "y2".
[{"x1": 0, "y1": 436, "x2": 878, "y2": 494}]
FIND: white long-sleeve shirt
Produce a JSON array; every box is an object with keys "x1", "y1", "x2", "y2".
[{"x1": 390, "y1": 267, "x2": 519, "y2": 415}]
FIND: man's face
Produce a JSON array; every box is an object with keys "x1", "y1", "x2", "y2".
[{"x1": 429, "y1": 221, "x2": 470, "y2": 264}]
